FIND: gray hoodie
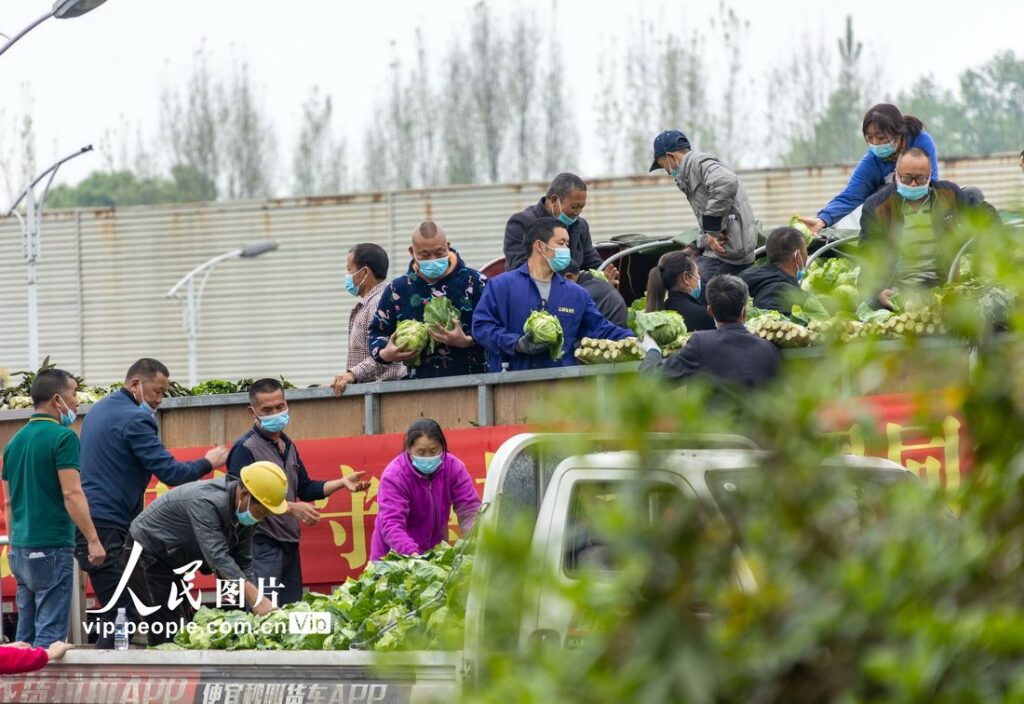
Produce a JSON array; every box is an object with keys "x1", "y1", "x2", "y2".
[{"x1": 674, "y1": 151, "x2": 758, "y2": 266}]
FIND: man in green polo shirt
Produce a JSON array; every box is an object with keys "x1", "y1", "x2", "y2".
[{"x1": 1, "y1": 368, "x2": 106, "y2": 647}]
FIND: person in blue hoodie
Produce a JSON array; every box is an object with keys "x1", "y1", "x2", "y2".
[
  {"x1": 473, "y1": 217, "x2": 633, "y2": 372},
  {"x1": 77, "y1": 358, "x2": 229, "y2": 648},
  {"x1": 368, "y1": 221, "x2": 487, "y2": 379},
  {"x1": 797, "y1": 103, "x2": 940, "y2": 235}
]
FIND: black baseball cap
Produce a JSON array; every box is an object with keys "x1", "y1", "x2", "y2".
[{"x1": 649, "y1": 130, "x2": 692, "y2": 172}]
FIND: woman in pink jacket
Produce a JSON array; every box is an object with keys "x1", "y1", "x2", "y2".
[{"x1": 369, "y1": 419, "x2": 482, "y2": 561}]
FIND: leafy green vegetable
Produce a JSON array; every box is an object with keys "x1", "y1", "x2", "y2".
[
  {"x1": 632, "y1": 311, "x2": 687, "y2": 346},
  {"x1": 395, "y1": 319, "x2": 431, "y2": 366},
  {"x1": 524, "y1": 311, "x2": 565, "y2": 361},
  {"x1": 423, "y1": 296, "x2": 462, "y2": 333},
  {"x1": 588, "y1": 269, "x2": 608, "y2": 282},
  {"x1": 789, "y1": 215, "x2": 815, "y2": 244},
  {"x1": 801, "y1": 258, "x2": 860, "y2": 295},
  {"x1": 165, "y1": 542, "x2": 473, "y2": 652},
  {"x1": 627, "y1": 297, "x2": 648, "y2": 336},
  {"x1": 790, "y1": 295, "x2": 831, "y2": 324}
]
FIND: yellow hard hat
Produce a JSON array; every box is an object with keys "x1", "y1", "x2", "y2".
[{"x1": 239, "y1": 461, "x2": 289, "y2": 515}]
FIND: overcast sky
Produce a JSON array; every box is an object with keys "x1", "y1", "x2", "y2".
[{"x1": 1, "y1": 0, "x2": 1022, "y2": 193}]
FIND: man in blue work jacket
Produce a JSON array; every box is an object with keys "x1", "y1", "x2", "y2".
[
  {"x1": 473, "y1": 217, "x2": 633, "y2": 372},
  {"x1": 77, "y1": 358, "x2": 229, "y2": 648}
]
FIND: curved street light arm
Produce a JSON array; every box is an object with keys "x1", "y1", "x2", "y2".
[
  {"x1": 4, "y1": 145, "x2": 94, "y2": 217},
  {"x1": 0, "y1": 10, "x2": 52, "y2": 59},
  {"x1": 166, "y1": 249, "x2": 244, "y2": 299}
]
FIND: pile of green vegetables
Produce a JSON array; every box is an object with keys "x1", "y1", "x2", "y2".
[
  {"x1": 524, "y1": 310, "x2": 565, "y2": 361},
  {"x1": 159, "y1": 542, "x2": 472, "y2": 652},
  {"x1": 0, "y1": 359, "x2": 297, "y2": 411},
  {"x1": 740, "y1": 256, "x2": 1012, "y2": 349}
]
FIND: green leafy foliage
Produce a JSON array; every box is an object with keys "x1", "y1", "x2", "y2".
[
  {"x1": 423, "y1": 296, "x2": 462, "y2": 333},
  {"x1": 524, "y1": 311, "x2": 565, "y2": 361},
  {"x1": 626, "y1": 297, "x2": 648, "y2": 336},
  {"x1": 167, "y1": 543, "x2": 471, "y2": 652},
  {"x1": 395, "y1": 319, "x2": 431, "y2": 366},
  {"x1": 632, "y1": 311, "x2": 687, "y2": 346}
]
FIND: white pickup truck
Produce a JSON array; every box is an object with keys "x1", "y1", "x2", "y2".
[{"x1": 1, "y1": 433, "x2": 913, "y2": 704}]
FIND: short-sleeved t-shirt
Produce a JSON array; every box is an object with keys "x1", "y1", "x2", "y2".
[{"x1": 1, "y1": 414, "x2": 80, "y2": 548}]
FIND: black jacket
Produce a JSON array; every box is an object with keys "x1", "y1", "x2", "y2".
[
  {"x1": 577, "y1": 271, "x2": 628, "y2": 327},
  {"x1": 640, "y1": 322, "x2": 781, "y2": 387},
  {"x1": 503, "y1": 198, "x2": 603, "y2": 271},
  {"x1": 739, "y1": 264, "x2": 806, "y2": 315},
  {"x1": 663, "y1": 290, "x2": 715, "y2": 332}
]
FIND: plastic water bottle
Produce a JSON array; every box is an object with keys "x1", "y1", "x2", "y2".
[{"x1": 114, "y1": 608, "x2": 129, "y2": 651}]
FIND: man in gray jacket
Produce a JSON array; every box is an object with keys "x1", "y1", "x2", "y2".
[
  {"x1": 650, "y1": 129, "x2": 758, "y2": 283},
  {"x1": 124, "y1": 461, "x2": 287, "y2": 643}
]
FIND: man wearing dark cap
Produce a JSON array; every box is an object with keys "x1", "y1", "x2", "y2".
[
  {"x1": 503, "y1": 172, "x2": 618, "y2": 285},
  {"x1": 650, "y1": 129, "x2": 758, "y2": 283}
]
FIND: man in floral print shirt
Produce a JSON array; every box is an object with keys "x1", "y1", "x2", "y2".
[{"x1": 368, "y1": 221, "x2": 488, "y2": 378}]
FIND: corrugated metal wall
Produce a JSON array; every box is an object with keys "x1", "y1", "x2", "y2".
[{"x1": 2, "y1": 154, "x2": 1022, "y2": 386}]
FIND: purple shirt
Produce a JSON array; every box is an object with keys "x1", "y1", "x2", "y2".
[{"x1": 369, "y1": 451, "x2": 482, "y2": 561}]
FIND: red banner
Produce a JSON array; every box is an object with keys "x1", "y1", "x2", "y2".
[{"x1": 0, "y1": 389, "x2": 974, "y2": 603}]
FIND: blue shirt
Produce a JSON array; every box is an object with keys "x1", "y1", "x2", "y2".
[
  {"x1": 472, "y1": 265, "x2": 633, "y2": 372},
  {"x1": 80, "y1": 389, "x2": 213, "y2": 530},
  {"x1": 817, "y1": 131, "x2": 940, "y2": 227}
]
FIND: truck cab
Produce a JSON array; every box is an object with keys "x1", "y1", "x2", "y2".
[{"x1": 465, "y1": 433, "x2": 914, "y2": 674}]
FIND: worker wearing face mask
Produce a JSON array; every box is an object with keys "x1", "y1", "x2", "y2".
[
  {"x1": 644, "y1": 250, "x2": 715, "y2": 332},
  {"x1": 739, "y1": 227, "x2": 811, "y2": 316},
  {"x1": 503, "y1": 172, "x2": 620, "y2": 286},
  {"x1": 330, "y1": 243, "x2": 406, "y2": 396},
  {"x1": 473, "y1": 217, "x2": 633, "y2": 371},
  {"x1": 369, "y1": 419, "x2": 481, "y2": 561},
  {"x1": 797, "y1": 103, "x2": 940, "y2": 236},
  {"x1": 226, "y1": 378, "x2": 370, "y2": 605},
  {"x1": 859, "y1": 148, "x2": 993, "y2": 309},
  {"x1": 368, "y1": 221, "x2": 488, "y2": 379},
  {"x1": 651, "y1": 129, "x2": 758, "y2": 282},
  {"x1": 78, "y1": 358, "x2": 229, "y2": 649},
  {"x1": 127, "y1": 461, "x2": 290, "y2": 644},
  {"x1": 2, "y1": 368, "x2": 105, "y2": 648}
]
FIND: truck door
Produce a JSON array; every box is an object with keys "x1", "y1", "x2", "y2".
[{"x1": 520, "y1": 466, "x2": 696, "y2": 649}]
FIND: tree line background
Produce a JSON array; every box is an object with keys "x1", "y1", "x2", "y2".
[{"x1": 0, "y1": 1, "x2": 1021, "y2": 209}]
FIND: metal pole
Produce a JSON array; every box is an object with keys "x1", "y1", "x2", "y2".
[
  {"x1": 25, "y1": 190, "x2": 39, "y2": 370},
  {"x1": 186, "y1": 278, "x2": 198, "y2": 387}
]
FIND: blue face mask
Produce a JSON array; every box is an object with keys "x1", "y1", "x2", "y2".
[
  {"x1": 691, "y1": 277, "x2": 702, "y2": 300},
  {"x1": 557, "y1": 212, "x2": 577, "y2": 227},
  {"x1": 544, "y1": 244, "x2": 572, "y2": 273},
  {"x1": 869, "y1": 142, "x2": 896, "y2": 159},
  {"x1": 796, "y1": 268, "x2": 806, "y2": 283},
  {"x1": 411, "y1": 454, "x2": 443, "y2": 475},
  {"x1": 236, "y1": 495, "x2": 259, "y2": 526},
  {"x1": 896, "y1": 181, "x2": 930, "y2": 201},
  {"x1": 418, "y1": 256, "x2": 449, "y2": 280},
  {"x1": 258, "y1": 410, "x2": 290, "y2": 434},
  {"x1": 344, "y1": 274, "x2": 359, "y2": 297},
  {"x1": 57, "y1": 397, "x2": 76, "y2": 427},
  {"x1": 132, "y1": 381, "x2": 156, "y2": 417}
]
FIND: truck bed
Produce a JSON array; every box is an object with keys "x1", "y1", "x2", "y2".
[{"x1": 0, "y1": 649, "x2": 461, "y2": 703}]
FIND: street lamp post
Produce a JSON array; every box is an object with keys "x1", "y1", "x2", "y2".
[
  {"x1": 5, "y1": 145, "x2": 94, "y2": 371},
  {"x1": 166, "y1": 241, "x2": 279, "y2": 387},
  {"x1": 0, "y1": 0, "x2": 108, "y2": 59}
]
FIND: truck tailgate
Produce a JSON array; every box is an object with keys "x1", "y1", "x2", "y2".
[{"x1": 0, "y1": 650, "x2": 461, "y2": 703}]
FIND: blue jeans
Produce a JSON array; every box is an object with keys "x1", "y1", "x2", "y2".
[{"x1": 9, "y1": 547, "x2": 74, "y2": 647}]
